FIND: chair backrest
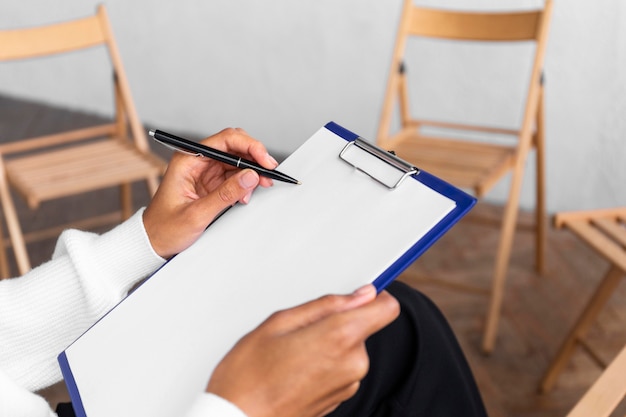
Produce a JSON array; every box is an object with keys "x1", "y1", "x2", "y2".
[
  {"x1": 566, "y1": 343, "x2": 626, "y2": 417},
  {"x1": 377, "y1": 0, "x2": 553, "y2": 149},
  {"x1": 0, "y1": 12, "x2": 109, "y2": 61},
  {"x1": 0, "y1": 5, "x2": 149, "y2": 154}
]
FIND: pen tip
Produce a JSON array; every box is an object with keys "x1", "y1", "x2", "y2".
[
  {"x1": 297, "y1": 181, "x2": 302, "y2": 185},
  {"x1": 148, "y1": 130, "x2": 155, "y2": 137}
]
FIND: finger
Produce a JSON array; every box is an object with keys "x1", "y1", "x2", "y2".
[
  {"x1": 266, "y1": 285, "x2": 377, "y2": 334},
  {"x1": 204, "y1": 128, "x2": 278, "y2": 170},
  {"x1": 336, "y1": 290, "x2": 400, "y2": 340},
  {"x1": 193, "y1": 168, "x2": 260, "y2": 218},
  {"x1": 226, "y1": 132, "x2": 279, "y2": 188}
]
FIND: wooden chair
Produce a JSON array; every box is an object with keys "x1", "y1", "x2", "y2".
[
  {"x1": 565, "y1": 342, "x2": 626, "y2": 417},
  {"x1": 377, "y1": 0, "x2": 553, "y2": 353},
  {"x1": 0, "y1": 5, "x2": 166, "y2": 277},
  {"x1": 539, "y1": 207, "x2": 626, "y2": 393}
]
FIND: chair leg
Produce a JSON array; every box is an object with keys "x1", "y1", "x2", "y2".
[
  {"x1": 147, "y1": 175, "x2": 159, "y2": 196},
  {"x1": 120, "y1": 176, "x2": 159, "y2": 221},
  {"x1": 535, "y1": 155, "x2": 547, "y2": 274},
  {"x1": 538, "y1": 264, "x2": 623, "y2": 393},
  {"x1": 482, "y1": 152, "x2": 530, "y2": 353},
  {"x1": 120, "y1": 183, "x2": 132, "y2": 220},
  {"x1": 0, "y1": 214, "x2": 10, "y2": 279},
  {"x1": 482, "y1": 196, "x2": 521, "y2": 353},
  {"x1": 0, "y1": 169, "x2": 31, "y2": 275},
  {"x1": 535, "y1": 92, "x2": 547, "y2": 274}
]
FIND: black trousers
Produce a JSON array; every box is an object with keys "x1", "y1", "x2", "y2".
[
  {"x1": 329, "y1": 281, "x2": 488, "y2": 417},
  {"x1": 57, "y1": 281, "x2": 487, "y2": 417}
]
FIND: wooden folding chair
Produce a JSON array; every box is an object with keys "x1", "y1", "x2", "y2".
[
  {"x1": 539, "y1": 207, "x2": 626, "y2": 393},
  {"x1": 0, "y1": 5, "x2": 166, "y2": 277},
  {"x1": 565, "y1": 342, "x2": 626, "y2": 417},
  {"x1": 377, "y1": 0, "x2": 553, "y2": 352}
]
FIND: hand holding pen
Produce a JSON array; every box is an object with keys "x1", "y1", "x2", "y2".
[
  {"x1": 144, "y1": 127, "x2": 290, "y2": 258},
  {"x1": 150, "y1": 129, "x2": 301, "y2": 185}
]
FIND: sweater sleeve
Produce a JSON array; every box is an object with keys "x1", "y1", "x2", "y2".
[
  {"x1": 0, "y1": 209, "x2": 247, "y2": 417},
  {"x1": 0, "y1": 368, "x2": 55, "y2": 417},
  {"x1": 0, "y1": 208, "x2": 165, "y2": 395},
  {"x1": 185, "y1": 393, "x2": 248, "y2": 417}
]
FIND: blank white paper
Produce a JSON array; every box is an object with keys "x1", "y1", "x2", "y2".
[{"x1": 61, "y1": 126, "x2": 456, "y2": 417}]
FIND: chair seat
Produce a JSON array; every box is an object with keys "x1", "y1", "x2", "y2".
[
  {"x1": 5, "y1": 139, "x2": 164, "y2": 208},
  {"x1": 539, "y1": 208, "x2": 626, "y2": 393},
  {"x1": 384, "y1": 131, "x2": 516, "y2": 196},
  {"x1": 562, "y1": 215, "x2": 626, "y2": 272}
]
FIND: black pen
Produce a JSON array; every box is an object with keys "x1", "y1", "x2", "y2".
[{"x1": 149, "y1": 129, "x2": 301, "y2": 185}]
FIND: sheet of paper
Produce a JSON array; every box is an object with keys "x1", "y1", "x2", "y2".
[{"x1": 60, "y1": 126, "x2": 456, "y2": 417}]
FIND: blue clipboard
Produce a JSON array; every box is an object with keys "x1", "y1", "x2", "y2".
[
  {"x1": 58, "y1": 121, "x2": 476, "y2": 417},
  {"x1": 324, "y1": 121, "x2": 476, "y2": 291}
]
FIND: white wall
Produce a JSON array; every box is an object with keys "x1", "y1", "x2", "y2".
[{"x1": 1, "y1": 0, "x2": 625, "y2": 212}]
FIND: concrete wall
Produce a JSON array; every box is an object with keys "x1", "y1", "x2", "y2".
[{"x1": 1, "y1": 0, "x2": 624, "y2": 212}]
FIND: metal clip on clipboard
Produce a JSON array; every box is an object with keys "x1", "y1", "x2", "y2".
[{"x1": 339, "y1": 137, "x2": 419, "y2": 190}]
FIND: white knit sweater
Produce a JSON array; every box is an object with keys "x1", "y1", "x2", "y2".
[{"x1": 0, "y1": 209, "x2": 246, "y2": 417}]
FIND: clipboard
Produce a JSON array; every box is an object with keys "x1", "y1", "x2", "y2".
[{"x1": 58, "y1": 121, "x2": 476, "y2": 417}]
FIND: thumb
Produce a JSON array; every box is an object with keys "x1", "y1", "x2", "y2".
[
  {"x1": 266, "y1": 285, "x2": 378, "y2": 334},
  {"x1": 202, "y1": 169, "x2": 260, "y2": 215}
]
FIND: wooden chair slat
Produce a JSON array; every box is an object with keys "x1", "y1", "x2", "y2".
[
  {"x1": 566, "y1": 343, "x2": 626, "y2": 417},
  {"x1": 592, "y1": 217, "x2": 626, "y2": 248},
  {"x1": 0, "y1": 15, "x2": 105, "y2": 61},
  {"x1": 554, "y1": 208, "x2": 626, "y2": 228},
  {"x1": 0, "y1": 124, "x2": 118, "y2": 154},
  {"x1": 408, "y1": 7, "x2": 542, "y2": 41},
  {"x1": 567, "y1": 219, "x2": 626, "y2": 273}
]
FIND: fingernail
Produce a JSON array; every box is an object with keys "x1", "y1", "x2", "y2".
[
  {"x1": 266, "y1": 153, "x2": 278, "y2": 167},
  {"x1": 352, "y1": 284, "x2": 375, "y2": 296},
  {"x1": 242, "y1": 191, "x2": 252, "y2": 204},
  {"x1": 240, "y1": 170, "x2": 259, "y2": 189}
]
